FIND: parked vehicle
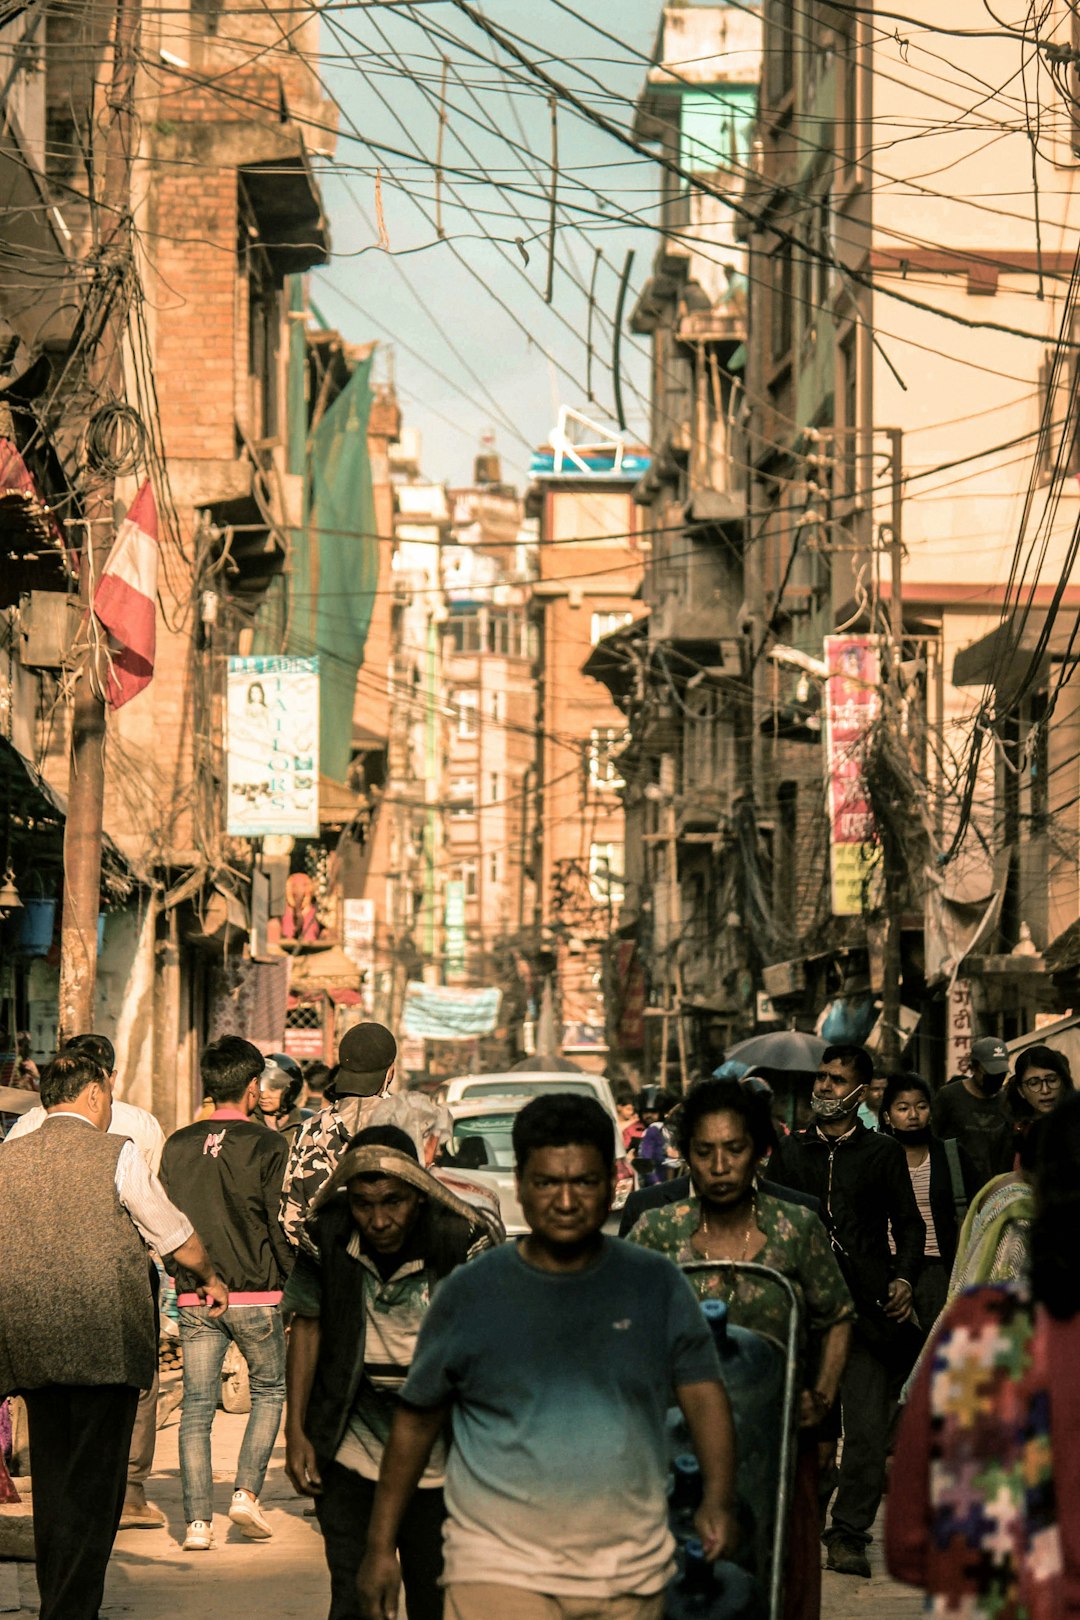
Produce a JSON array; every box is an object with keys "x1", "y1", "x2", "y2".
[
  {"x1": 437, "y1": 1070, "x2": 620, "y2": 1114},
  {"x1": 438, "y1": 1094, "x2": 634, "y2": 1235}
]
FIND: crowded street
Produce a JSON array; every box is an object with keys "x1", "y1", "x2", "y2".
[
  {"x1": 0, "y1": 1412, "x2": 922, "y2": 1620},
  {"x1": 3, "y1": 0, "x2": 1080, "y2": 1616}
]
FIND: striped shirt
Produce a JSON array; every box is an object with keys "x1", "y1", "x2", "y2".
[{"x1": 910, "y1": 1154, "x2": 940, "y2": 1258}]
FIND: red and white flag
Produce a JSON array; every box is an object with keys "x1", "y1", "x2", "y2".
[{"x1": 92, "y1": 481, "x2": 158, "y2": 709}]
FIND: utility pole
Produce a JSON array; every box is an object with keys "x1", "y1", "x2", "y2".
[
  {"x1": 877, "y1": 427, "x2": 905, "y2": 1070},
  {"x1": 58, "y1": 0, "x2": 142, "y2": 1038}
]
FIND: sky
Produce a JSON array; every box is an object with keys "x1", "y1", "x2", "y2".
[{"x1": 311, "y1": 0, "x2": 667, "y2": 488}]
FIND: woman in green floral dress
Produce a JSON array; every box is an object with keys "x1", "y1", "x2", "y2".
[{"x1": 626, "y1": 1077, "x2": 854, "y2": 1620}]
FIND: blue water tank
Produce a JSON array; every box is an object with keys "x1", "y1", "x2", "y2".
[
  {"x1": 666, "y1": 1538, "x2": 767, "y2": 1620},
  {"x1": 668, "y1": 1297, "x2": 785, "y2": 1601}
]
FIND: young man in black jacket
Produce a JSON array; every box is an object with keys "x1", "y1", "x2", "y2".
[
  {"x1": 160, "y1": 1036, "x2": 294, "y2": 1553},
  {"x1": 771, "y1": 1043, "x2": 925, "y2": 1579}
]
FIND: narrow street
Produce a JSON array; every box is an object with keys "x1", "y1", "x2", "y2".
[
  {"x1": 6, "y1": 1395, "x2": 326, "y2": 1619},
  {"x1": 0, "y1": 1383, "x2": 922, "y2": 1620}
]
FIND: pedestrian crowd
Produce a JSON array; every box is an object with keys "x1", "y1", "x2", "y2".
[{"x1": 0, "y1": 1020, "x2": 1077, "y2": 1620}]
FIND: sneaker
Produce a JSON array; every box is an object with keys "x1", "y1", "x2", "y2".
[
  {"x1": 228, "y1": 1490, "x2": 272, "y2": 1540},
  {"x1": 182, "y1": 1520, "x2": 214, "y2": 1552},
  {"x1": 826, "y1": 1535, "x2": 871, "y2": 1578}
]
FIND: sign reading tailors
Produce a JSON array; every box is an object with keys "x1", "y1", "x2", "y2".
[
  {"x1": 824, "y1": 635, "x2": 881, "y2": 916},
  {"x1": 227, "y1": 656, "x2": 320, "y2": 836}
]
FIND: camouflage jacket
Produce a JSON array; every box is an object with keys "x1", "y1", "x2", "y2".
[{"x1": 280, "y1": 1101, "x2": 374, "y2": 1256}]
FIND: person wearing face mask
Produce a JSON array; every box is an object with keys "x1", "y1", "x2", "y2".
[
  {"x1": 930, "y1": 1036, "x2": 1014, "y2": 1189},
  {"x1": 280, "y1": 1024, "x2": 398, "y2": 1256},
  {"x1": 770, "y1": 1043, "x2": 925, "y2": 1579},
  {"x1": 880, "y1": 1073, "x2": 981, "y2": 1334}
]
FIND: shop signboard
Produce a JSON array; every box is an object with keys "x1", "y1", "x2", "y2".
[
  {"x1": 824, "y1": 635, "x2": 881, "y2": 916},
  {"x1": 226, "y1": 655, "x2": 319, "y2": 836}
]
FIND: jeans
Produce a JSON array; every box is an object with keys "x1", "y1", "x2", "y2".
[
  {"x1": 24, "y1": 1384, "x2": 138, "y2": 1620},
  {"x1": 827, "y1": 1332, "x2": 891, "y2": 1545},
  {"x1": 178, "y1": 1305, "x2": 286, "y2": 1523},
  {"x1": 315, "y1": 1459, "x2": 445, "y2": 1620}
]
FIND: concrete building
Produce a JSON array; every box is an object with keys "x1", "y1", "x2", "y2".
[
  {"x1": 441, "y1": 466, "x2": 537, "y2": 1049},
  {"x1": 529, "y1": 410, "x2": 648, "y2": 1070},
  {"x1": 594, "y1": 2, "x2": 761, "y2": 1082},
  {"x1": 738, "y1": 0, "x2": 1080, "y2": 1071}
]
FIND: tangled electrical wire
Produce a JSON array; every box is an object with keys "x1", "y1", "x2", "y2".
[{"x1": 84, "y1": 400, "x2": 147, "y2": 477}]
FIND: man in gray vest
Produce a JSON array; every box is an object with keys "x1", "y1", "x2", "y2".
[{"x1": 0, "y1": 1052, "x2": 228, "y2": 1620}]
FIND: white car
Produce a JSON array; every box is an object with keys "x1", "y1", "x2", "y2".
[
  {"x1": 437, "y1": 1070, "x2": 620, "y2": 1114},
  {"x1": 438, "y1": 1094, "x2": 634, "y2": 1238}
]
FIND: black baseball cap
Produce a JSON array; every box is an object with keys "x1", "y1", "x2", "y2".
[
  {"x1": 971, "y1": 1036, "x2": 1009, "y2": 1076},
  {"x1": 333, "y1": 1023, "x2": 398, "y2": 1097}
]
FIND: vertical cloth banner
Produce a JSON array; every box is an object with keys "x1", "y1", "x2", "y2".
[
  {"x1": 255, "y1": 277, "x2": 379, "y2": 785},
  {"x1": 226, "y1": 654, "x2": 319, "y2": 835},
  {"x1": 93, "y1": 481, "x2": 158, "y2": 708},
  {"x1": 824, "y1": 635, "x2": 881, "y2": 916}
]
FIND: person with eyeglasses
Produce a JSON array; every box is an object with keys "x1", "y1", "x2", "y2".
[{"x1": 1003, "y1": 1045, "x2": 1074, "y2": 1147}]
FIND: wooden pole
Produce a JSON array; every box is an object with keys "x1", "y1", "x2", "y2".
[{"x1": 58, "y1": 0, "x2": 142, "y2": 1039}]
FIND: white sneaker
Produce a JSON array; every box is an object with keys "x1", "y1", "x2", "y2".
[
  {"x1": 228, "y1": 1490, "x2": 273, "y2": 1540},
  {"x1": 183, "y1": 1520, "x2": 214, "y2": 1552}
]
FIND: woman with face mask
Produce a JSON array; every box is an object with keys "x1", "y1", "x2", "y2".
[{"x1": 880, "y1": 1073, "x2": 981, "y2": 1334}]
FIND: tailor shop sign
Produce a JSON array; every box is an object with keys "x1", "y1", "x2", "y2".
[
  {"x1": 226, "y1": 655, "x2": 320, "y2": 837},
  {"x1": 824, "y1": 635, "x2": 881, "y2": 917}
]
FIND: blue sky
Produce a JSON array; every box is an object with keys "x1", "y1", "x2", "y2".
[{"x1": 312, "y1": 1, "x2": 665, "y2": 486}]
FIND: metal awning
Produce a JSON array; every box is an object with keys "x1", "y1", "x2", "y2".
[
  {"x1": 953, "y1": 609, "x2": 1080, "y2": 693},
  {"x1": 239, "y1": 153, "x2": 330, "y2": 276}
]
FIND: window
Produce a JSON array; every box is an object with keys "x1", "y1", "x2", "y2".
[
  {"x1": 589, "y1": 727, "x2": 626, "y2": 790},
  {"x1": 447, "y1": 612, "x2": 481, "y2": 653},
  {"x1": 839, "y1": 22, "x2": 859, "y2": 174},
  {"x1": 588, "y1": 842, "x2": 625, "y2": 908},
  {"x1": 839, "y1": 333, "x2": 858, "y2": 499},
  {"x1": 489, "y1": 852, "x2": 500, "y2": 884},
  {"x1": 590, "y1": 610, "x2": 633, "y2": 644},
  {"x1": 449, "y1": 862, "x2": 478, "y2": 899},
  {"x1": 1038, "y1": 343, "x2": 1080, "y2": 480},
  {"x1": 453, "y1": 690, "x2": 479, "y2": 738},
  {"x1": 770, "y1": 242, "x2": 793, "y2": 362},
  {"x1": 487, "y1": 609, "x2": 528, "y2": 657},
  {"x1": 489, "y1": 772, "x2": 500, "y2": 803},
  {"x1": 766, "y1": 0, "x2": 795, "y2": 107},
  {"x1": 239, "y1": 192, "x2": 280, "y2": 443},
  {"x1": 489, "y1": 690, "x2": 505, "y2": 724},
  {"x1": 449, "y1": 778, "x2": 476, "y2": 818}
]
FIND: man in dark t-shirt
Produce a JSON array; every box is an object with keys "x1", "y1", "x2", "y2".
[
  {"x1": 931, "y1": 1036, "x2": 1013, "y2": 1189},
  {"x1": 357, "y1": 1094, "x2": 737, "y2": 1620}
]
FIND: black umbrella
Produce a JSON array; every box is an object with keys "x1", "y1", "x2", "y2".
[
  {"x1": 510, "y1": 1054, "x2": 585, "y2": 1073},
  {"x1": 725, "y1": 1031, "x2": 827, "y2": 1073}
]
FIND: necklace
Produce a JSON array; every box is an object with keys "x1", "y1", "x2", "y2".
[{"x1": 698, "y1": 1192, "x2": 758, "y2": 1260}]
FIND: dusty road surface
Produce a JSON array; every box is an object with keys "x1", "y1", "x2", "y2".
[
  {"x1": 2, "y1": 1379, "x2": 924, "y2": 1620},
  {"x1": 6, "y1": 1386, "x2": 328, "y2": 1619}
]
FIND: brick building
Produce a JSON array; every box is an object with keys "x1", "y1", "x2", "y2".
[{"x1": 0, "y1": 1, "x2": 395, "y2": 1123}]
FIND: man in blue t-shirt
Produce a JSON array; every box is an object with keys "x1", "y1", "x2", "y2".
[{"x1": 357, "y1": 1093, "x2": 736, "y2": 1620}]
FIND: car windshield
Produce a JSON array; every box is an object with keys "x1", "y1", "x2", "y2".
[
  {"x1": 458, "y1": 1079, "x2": 597, "y2": 1100},
  {"x1": 438, "y1": 1114, "x2": 517, "y2": 1172}
]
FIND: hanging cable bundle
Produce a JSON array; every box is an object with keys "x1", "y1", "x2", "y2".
[{"x1": 84, "y1": 400, "x2": 147, "y2": 477}]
